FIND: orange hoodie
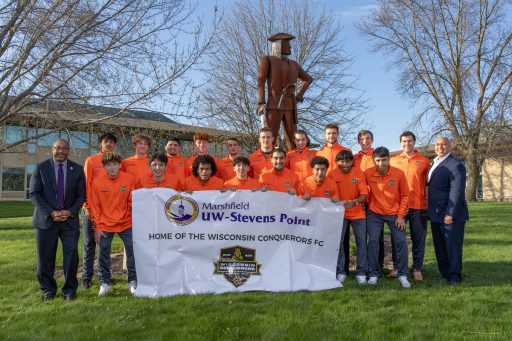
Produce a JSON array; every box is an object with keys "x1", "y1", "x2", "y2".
[
  {"x1": 286, "y1": 147, "x2": 317, "y2": 181},
  {"x1": 390, "y1": 151, "x2": 430, "y2": 210},
  {"x1": 365, "y1": 166, "x2": 409, "y2": 217},
  {"x1": 316, "y1": 143, "x2": 352, "y2": 175},
  {"x1": 259, "y1": 168, "x2": 299, "y2": 193}
]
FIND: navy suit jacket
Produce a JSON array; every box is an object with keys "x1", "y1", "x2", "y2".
[
  {"x1": 29, "y1": 158, "x2": 86, "y2": 230},
  {"x1": 427, "y1": 154, "x2": 469, "y2": 223}
]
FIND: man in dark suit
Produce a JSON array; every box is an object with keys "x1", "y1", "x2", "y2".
[
  {"x1": 29, "y1": 139, "x2": 86, "y2": 300},
  {"x1": 427, "y1": 137, "x2": 469, "y2": 284}
]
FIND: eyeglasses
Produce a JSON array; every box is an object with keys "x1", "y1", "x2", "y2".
[{"x1": 53, "y1": 146, "x2": 69, "y2": 151}]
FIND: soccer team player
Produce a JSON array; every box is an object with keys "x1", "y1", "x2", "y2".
[{"x1": 85, "y1": 124, "x2": 432, "y2": 294}]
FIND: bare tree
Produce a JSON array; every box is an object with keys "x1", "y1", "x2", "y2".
[
  {"x1": 0, "y1": 0, "x2": 218, "y2": 151},
  {"x1": 358, "y1": 0, "x2": 512, "y2": 201},
  {"x1": 199, "y1": 0, "x2": 367, "y2": 148}
]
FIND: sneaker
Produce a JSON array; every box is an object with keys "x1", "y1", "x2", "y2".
[
  {"x1": 398, "y1": 276, "x2": 411, "y2": 288},
  {"x1": 356, "y1": 275, "x2": 367, "y2": 284},
  {"x1": 98, "y1": 284, "x2": 111, "y2": 296},
  {"x1": 387, "y1": 267, "x2": 398, "y2": 278},
  {"x1": 368, "y1": 276, "x2": 378, "y2": 285},
  {"x1": 336, "y1": 274, "x2": 347, "y2": 284},
  {"x1": 413, "y1": 269, "x2": 423, "y2": 281},
  {"x1": 128, "y1": 280, "x2": 137, "y2": 295}
]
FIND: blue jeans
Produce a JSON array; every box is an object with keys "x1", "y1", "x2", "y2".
[
  {"x1": 81, "y1": 209, "x2": 96, "y2": 281},
  {"x1": 98, "y1": 228, "x2": 137, "y2": 285},
  {"x1": 337, "y1": 218, "x2": 367, "y2": 276},
  {"x1": 367, "y1": 211, "x2": 408, "y2": 277}
]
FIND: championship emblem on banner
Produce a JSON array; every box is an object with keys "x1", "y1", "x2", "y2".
[
  {"x1": 213, "y1": 245, "x2": 262, "y2": 287},
  {"x1": 164, "y1": 194, "x2": 199, "y2": 226}
]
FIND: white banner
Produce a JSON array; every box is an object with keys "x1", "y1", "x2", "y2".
[{"x1": 132, "y1": 188, "x2": 344, "y2": 297}]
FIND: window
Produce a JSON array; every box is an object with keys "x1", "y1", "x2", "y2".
[
  {"x1": 65, "y1": 131, "x2": 90, "y2": 149},
  {"x1": 3, "y1": 125, "x2": 24, "y2": 144},
  {"x1": 37, "y1": 129, "x2": 59, "y2": 147},
  {"x1": 2, "y1": 167, "x2": 25, "y2": 191}
]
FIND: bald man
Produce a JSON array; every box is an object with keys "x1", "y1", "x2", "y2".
[{"x1": 427, "y1": 137, "x2": 469, "y2": 285}]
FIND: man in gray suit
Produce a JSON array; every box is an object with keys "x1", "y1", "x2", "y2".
[{"x1": 29, "y1": 139, "x2": 85, "y2": 301}]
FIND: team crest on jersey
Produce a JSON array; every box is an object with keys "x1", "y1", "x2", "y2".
[
  {"x1": 285, "y1": 181, "x2": 291, "y2": 187},
  {"x1": 120, "y1": 186, "x2": 126, "y2": 191},
  {"x1": 213, "y1": 245, "x2": 262, "y2": 287},
  {"x1": 165, "y1": 195, "x2": 198, "y2": 226},
  {"x1": 351, "y1": 178, "x2": 357, "y2": 184},
  {"x1": 178, "y1": 162, "x2": 184, "y2": 167},
  {"x1": 324, "y1": 191, "x2": 331, "y2": 196},
  {"x1": 389, "y1": 180, "x2": 395, "y2": 185},
  {"x1": 415, "y1": 161, "x2": 422, "y2": 166}
]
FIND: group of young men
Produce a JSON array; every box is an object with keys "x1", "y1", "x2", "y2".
[{"x1": 30, "y1": 123, "x2": 468, "y2": 300}]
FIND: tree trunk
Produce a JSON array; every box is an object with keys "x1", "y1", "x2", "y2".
[{"x1": 464, "y1": 147, "x2": 479, "y2": 201}]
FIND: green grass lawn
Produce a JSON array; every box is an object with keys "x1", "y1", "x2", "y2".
[{"x1": 0, "y1": 201, "x2": 511, "y2": 340}]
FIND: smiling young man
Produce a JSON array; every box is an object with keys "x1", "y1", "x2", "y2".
[
  {"x1": 184, "y1": 155, "x2": 224, "y2": 191},
  {"x1": 316, "y1": 124, "x2": 351, "y2": 175},
  {"x1": 186, "y1": 133, "x2": 218, "y2": 177},
  {"x1": 298, "y1": 156, "x2": 339, "y2": 201},
  {"x1": 135, "y1": 153, "x2": 181, "y2": 190},
  {"x1": 217, "y1": 138, "x2": 242, "y2": 181},
  {"x1": 329, "y1": 150, "x2": 369, "y2": 285},
  {"x1": 364, "y1": 147, "x2": 411, "y2": 288},
  {"x1": 164, "y1": 137, "x2": 187, "y2": 185},
  {"x1": 81, "y1": 132, "x2": 116, "y2": 289},
  {"x1": 353, "y1": 130, "x2": 375, "y2": 172},
  {"x1": 90, "y1": 152, "x2": 137, "y2": 296},
  {"x1": 121, "y1": 134, "x2": 152, "y2": 180},
  {"x1": 286, "y1": 130, "x2": 317, "y2": 182},
  {"x1": 389, "y1": 131, "x2": 430, "y2": 281},
  {"x1": 259, "y1": 148, "x2": 299, "y2": 194},
  {"x1": 224, "y1": 157, "x2": 261, "y2": 190},
  {"x1": 249, "y1": 127, "x2": 275, "y2": 179}
]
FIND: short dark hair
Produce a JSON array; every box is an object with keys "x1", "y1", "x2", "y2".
[
  {"x1": 294, "y1": 129, "x2": 310, "y2": 148},
  {"x1": 101, "y1": 152, "x2": 122, "y2": 165},
  {"x1": 192, "y1": 155, "x2": 217, "y2": 177},
  {"x1": 357, "y1": 130, "x2": 374, "y2": 141},
  {"x1": 310, "y1": 156, "x2": 329, "y2": 169},
  {"x1": 233, "y1": 156, "x2": 250, "y2": 167},
  {"x1": 336, "y1": 150, "x2": 354, "y2": 161},
  {"x1": 166, "y1": 137, "x2": 180, "y2": 145},
  {"x1": 259, "y1": 127, "x2": 273, "y2": 135},
  {"x1": 399, "y1": 131, "x2": 416, "y2": 142},
  {"x1": 227, "y1": 137, "x2": 240, "y2": 144},
  {"x1": 272, "y1": 147, "x2": 286, "y2": 158},
  {"x1": 324, "y1": 124, "x2": 339, "y2": 133},
  {"x1": 373, "y1": 146, "x2": 390, "y2": 158},
  {"x1": 99, "y1": 132, "x2": 117, "y2": 144},
  {"x1": 149, "y1": 152, "x2": 168, "y2": 165}
]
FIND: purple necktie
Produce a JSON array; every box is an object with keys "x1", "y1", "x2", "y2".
[{"x1": 57, "y1": 164, "x2": 64, "y2": 209}]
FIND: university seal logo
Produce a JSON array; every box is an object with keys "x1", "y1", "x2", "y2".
[
  {"x1": 164, "y1": 195, "x2": 199, "y2": 226},
  {"x1": 213, "y1": 245, "x2": 262, "y2": 287}
]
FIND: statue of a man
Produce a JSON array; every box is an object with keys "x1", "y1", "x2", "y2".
[{"x1": 257, "y1": 33, "x2": 313, "y2": 150}]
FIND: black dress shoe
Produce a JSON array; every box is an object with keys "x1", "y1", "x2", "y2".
[
  {"x1": 63, "y1": 294, "x2": 77, "y2": 301},
  {"x1": 42, "y1": 292, "x2": 55, "y2": 301}
]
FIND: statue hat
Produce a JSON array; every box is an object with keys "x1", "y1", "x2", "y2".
[{"x1": 268, "y1": 32, "x2": 295, "y2": 42}]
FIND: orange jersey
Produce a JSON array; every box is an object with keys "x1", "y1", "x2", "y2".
[
  {"x1": 286, "y1": 147, "x2": 316, "y2": 181},
  {"x1": 390, "y1": 151, "x2": 430, "y2": 209},
  {"x1": 259, "y1": 168, "x2": 299, "y2": 193},
  {"x1": 165, "y1": 155, "x2": 187, "y2": 185},
  {"x1": 298, "y1": 176, "x2": 339, "y2": 199},
  {"x1": 316, "y1": 143, "x2": 352, "y2": 175},
  {"x1": 224, "y1": 177, "x2": 261, "y2": 190},
  {"x1": 90, "y1": 171, "x2": 134, "y2": 233},
  {"x1": 248, "y1": 149, "x2": 273, "y2": 179},
  {"x1": 121, "y1": 156, "x2": 151, "y2": 181},
  {"x1": 184, "y1": 175, "x2": 224, "y2": 191},
  {"x1": 365, "y1": 166, "x2": 409, "y2": 217},
  {"x1": 83, "y1": 151, "x2": 106, "y2": 209},
  {"x1": 185, "y1": 154, "x2": 218, "y2": 177},
  {"x1": 329, "y1": 167, "x2": 368, "y2": 220},
  {"x1": 217, "y1": 156, "x2": 236, "y2": 181},
  {"x1": 134, "y1": 173, "x2": 181, "y2": 190},
  {"x1": 354, "y1": 148, "x2": 375, "y2": 172}
]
